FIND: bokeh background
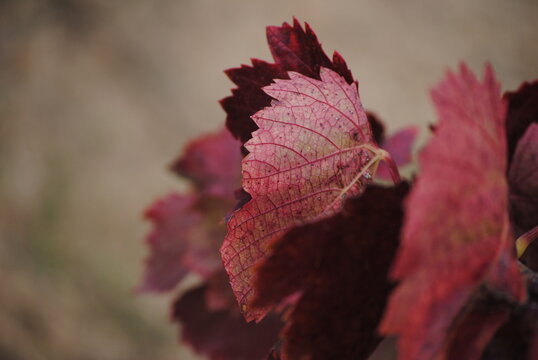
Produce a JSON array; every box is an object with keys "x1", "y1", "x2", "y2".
[{"x1": 1, "y1": 1, "x2": 537, "y2": 359}]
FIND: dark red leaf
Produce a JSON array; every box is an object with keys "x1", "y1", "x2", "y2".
[
  {"x1": 173, "y1": 284, "x2": 282, "y2": 360},
  {"x1": 366, "y1": 112, "x2": 386, "y2": 145},
  {"x1": 508, "y1": 123, "x2": 538, "y2": 232},
  {"x1": 222, "y1": 68, "x2": 381, "y2": 321},
  {"x1": 266, "y1": 342, "x2": 283, "y2": 360},
  {"x1": 529, "y1": 330, "x2": 538, "y2": 360},
  {"x1": 380, "y1": 64, "x2": 526, "y2": 360},
  {"x1": 266, "y1": 18, "x2": 353, "y2": 83},
  {"x1": 504, "y1": 80, "x2": 538, "y2": 271},
  {"x1": 444, "y1": 292, "x2": 511, "y2": 360},
  {"x1": 504, "y1": 80, "x2": 538, "y2": 163},
  {"x1": 480, "y1": 303, "x2": 538, "y2": 360},
  {"x1": 509, "y1": 124, "x2": 538, "y2": 270},
  {"x1": 505, "y1": 80, "x2": 538, "y2": 237},
  {"x1": 222, "y1": 19, "x2": 354, "y2": 144},
  {"x1": 205, "y1": 270, "x2": 238, "y2": 311},
  {"x1": 251, "y1": 183, "x2": 409, "y2": 360},
  {"x1": 221, "y1": 61, "x2": 286, "y2": 144}
]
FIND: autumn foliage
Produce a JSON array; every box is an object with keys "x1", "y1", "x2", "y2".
[{"x1": 140, "y1": 19, "x2": 538, "y2": 360}]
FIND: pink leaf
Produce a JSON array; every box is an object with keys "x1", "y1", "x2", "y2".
[
  {"x1": 221, "y1": 68, "x2": 382, "y2": 321},
  {"x1": 380, "y1": 64, "x2": 526, "y2": 360}
]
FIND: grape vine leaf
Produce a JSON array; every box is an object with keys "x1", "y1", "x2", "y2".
[
  {"x1": 173, "y1": 284, "x2": 282, "y2": 360},
  {"x1": 380, "y1": 64, "x2": 526, "y2": 360},
  {"x1": 140, "y1": 127, "x2": 283, "y2": 359},
  {"x1": 221, "y1": 68, "x2": 382, "y2": 321},
  {"x1": 251, "y1": 183, "x2": 409, "y2": 360},
  {"x1": 139, "y1": 194, "x2": 207, "y2": 292},
  {"x1": 480, "y1": 301, "x2": 538, "y2": 360},
  {"x1": 204, "y1": 270, "x2": 238, "y2": 311},
  {"x1": 221, "y1": 60, "x2": 284, "y2": 146},
  {"x1": 139, "y1": 128, "x2": 240, "y2": 292},
  {"x1": 221, "y1": 18, "x2": 354, "y2": 144},
  {"x1": 265, "y1": 19, "x2": 353, "y2": 83},
  {"x1": 171, "y1": 127, "x2": 242, "y2": 198},
  {"x1": 443, "y1": 291, "x2": 511, "y2": 360}
]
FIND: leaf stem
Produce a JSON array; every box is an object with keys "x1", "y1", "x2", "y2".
[
  {"x1": 339, "y1": 151, "x2": 383, "y2": 198},
  {"x1": 516, "y1": 225, "x2": 538, "y2": 259},
  {"x1": 320, "y1": 146, "x2": 384, "y2": 216},
  {"x1": 381, "y1": 153, "x2": 401, "y2": 184}
]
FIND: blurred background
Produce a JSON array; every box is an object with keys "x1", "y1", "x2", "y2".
[{"x1": 0, "y1": 0, "x2": 536, "y2": 359}]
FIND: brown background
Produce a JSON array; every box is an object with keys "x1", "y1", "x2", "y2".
[{"x1": 1, "y1": 1, "x2": 537, "y2": 359}]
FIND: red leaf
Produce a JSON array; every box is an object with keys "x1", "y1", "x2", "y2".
[
  {"x1": 504, "y1": 80, "x2": 538, "y2": 163},
  {"x1": 509, "y1": 124, "x2": 538, "y2": 270},
  {"x1": 366, "y1": 111, "x2": 386, "y2": 145},
  {"x1": 380, "y1": 64, "x2": 526, "y2": 360},
  {"x1": 221, "y1": 68, "x2": 383, "y2": 321},
  {"x1": 266, "y1": 18, "x2": 353, "y2": 84},
  {"x1": 173, "y1": 283, "x2": 282, "y2": 360},
  {"x1": 530, "y1": 332, "x2": 538, "y2": 360},
  {"x1": 505, "y1": 80, "x2": 538, "y2": 239},
  {"x1": 204, "y1": 270, "x2": 238, "y2": 311},
  {"x1": 509, "y1": 124, "x2": 538, "y2": 236},
  {"x1": 171, "y1": 128, "x2": 242, "y2": 198},
  {"x1": 480, "y1": 302, "x2": 538, "y2": 360},
  {"x1": 140, "y1": 128, "x2": 240, "y2": 293},
  {"x1": 141, "y1": 126, "x2": 282, "y2": 357},
  {"x1": 139, "y1": 194, "x2": 203, "y2": 292},
  {"x1": 504, "y1": 79, "x2": 538, "y2": 272},
  {"x1": 222, "y1": 19, "x2": 354, "y2": 144},
  {"x1": 376, "y1": 126, "x2": 418, "y2": 180},
  {"x1": 252, "y1": 184, "x2": 409, "y2": 360},
  {"x1": 221, "y1": 61, "x2": 286, "y2": 145},
  {"x1": 139, "y1": 194, "x2": 233, "y2": 293},
  {"x1": 444, "y1": 293, "x2": 511, "y2": 360}
]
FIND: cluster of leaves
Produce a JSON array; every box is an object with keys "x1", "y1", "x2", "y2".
[
  {"x1": 139, "y1": 129, "x2": 281, "y2": 359},
  {"x1": 140, "y1": 19, "x2": 538, "y2": 360}
]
